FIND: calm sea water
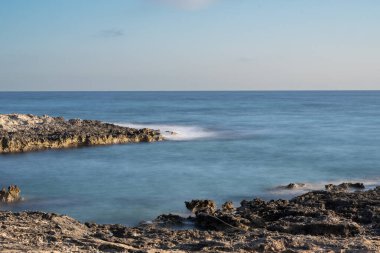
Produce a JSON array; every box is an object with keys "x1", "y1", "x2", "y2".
[{"x1": 0, "y1": 91, "x2": 379, "y2": 225}]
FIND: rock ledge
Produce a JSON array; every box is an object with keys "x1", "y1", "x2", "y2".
[{"x1": 0, "y1": 114, "x2": 163, "y2": 153}]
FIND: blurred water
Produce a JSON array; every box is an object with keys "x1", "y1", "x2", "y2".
[{"x1": 0, "y1": 91, "x2": 379, "y2": 225}]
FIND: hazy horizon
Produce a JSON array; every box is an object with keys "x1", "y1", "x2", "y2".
[
  {"x1": 1, "y1": 89, "x2": 380, "y2": 92},
  {"x1": 1, "y1": 0, "x2": 380, "y2": 91}
]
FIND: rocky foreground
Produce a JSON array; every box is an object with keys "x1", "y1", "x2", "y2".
[
  {"x1": 0, "y1": 114, "x2": 163, "y2": 153},
  {"x1": 0, "y1": 183, "x2": 379, "y2": 252}
]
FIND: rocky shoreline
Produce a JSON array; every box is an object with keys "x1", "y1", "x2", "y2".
[
  {"x1": 0, "y1": 114, "x2": 163, "y2": 153},
  {"x1": 0, "y1": 183, "x2": 379, "y2": 252}
]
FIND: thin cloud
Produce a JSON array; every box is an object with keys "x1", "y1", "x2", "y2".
[
  {"x1": 151, "y1": 0, "x2": 219, "y2": 10},
  {"x1": 98, "y1": 29, "x2": 124, "y2": 38}
]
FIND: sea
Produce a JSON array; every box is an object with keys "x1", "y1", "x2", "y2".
[{"x1": 0, "y1": 91, "x2": 379, "y2": 225}]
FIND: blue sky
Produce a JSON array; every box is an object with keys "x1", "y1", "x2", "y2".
[{"x1": 0, "y1": 0, "x2": 379, "y2": 91}]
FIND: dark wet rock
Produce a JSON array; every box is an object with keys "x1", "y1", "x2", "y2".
[
  {"x1": 276, "y1": 183, "x2": 306, "y2": 190},
  {"x1": 154, "y1": 214, "x2": 186, "y2": 226},
  {"x1": 186, "y1": 184, "x2": 379, "y2": 238},
  {"x1": 286, "y1": 221, "x2": 362, "y2": 236},
  {"x1": 194, "y1": 212, "x2": 250, "y2": 231},
  {"x1": 0, "y1": 185, "x2": 21, "y2": 203},
  {"x1": 185, "y1": 200, "x2": 216, "y2": 215},
  {"x1": 0, "y1": 114, "x2": 163, "y2": 153},
  {"x1": 285, "y1": 183, "x2": 306, "y2": 189}
]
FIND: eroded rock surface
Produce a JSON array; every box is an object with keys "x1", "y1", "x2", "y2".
[
  {"x1": 0, "y1": 114, "x2": 163, "y2": 153},
  {"x1": 0, "y1": 185, "x2": 21, "y2": 203},
  {"x1": 185, "y1": 200, "x2": 217, "y2": 215},
  {"x1": 325, "y1": 182, "x2": 365, "y2": 192},
  {"x1": 0, "y1": 184, "x2": 379, "y2": 252},
  {"x1": 187, "y1": 185, "x2": 379, "y2": 236}
]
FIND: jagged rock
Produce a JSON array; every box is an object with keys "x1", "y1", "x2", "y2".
[
  {"x1": 0, "y1": 185, "x2": 21, "y2": 203},
  {"x1": 185, "y1": 200, "x2": 217, "y2": 215},
  {"x1": 325, "y1": 182, "x2": 365, "y2": 192},
  {"x1": 185, "y1": 184, "x2": 379, "y2": 238},
  {"x1": 221, "y1": 201, "x2": 235, "y2": 212},
  {"x1": 0, "y1": 114, "x2": 163, "y2": 153}
]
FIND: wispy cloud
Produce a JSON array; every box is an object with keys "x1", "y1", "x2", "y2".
[
  {"x1": 98, "y1": 29, "x2": 124, "y2": 38},
  {"x1": 150, "y1": 0, "x2": 219, "y2": 10}
]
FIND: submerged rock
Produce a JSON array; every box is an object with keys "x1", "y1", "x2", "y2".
[
  {"x1": 165, "y1": 130, "x2": 178, "y2": 135},
  {"x1": 282, "y1": 183, "x2": 306, "y2": 190},
  {"x1": 0, "y1": 114, "x2": 163, "y2": 153},
  {"x1": 0, "y1": 185, "x2": 21, "y2": 203}
]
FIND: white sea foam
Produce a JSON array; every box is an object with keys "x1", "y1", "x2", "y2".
[{"x1": 116, "y1": 123, "x2": 217, "y2": 141}]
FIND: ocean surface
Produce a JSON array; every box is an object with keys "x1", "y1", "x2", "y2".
[{"x1": 0, "y1": 91, "x2": 380, "y2": 225}]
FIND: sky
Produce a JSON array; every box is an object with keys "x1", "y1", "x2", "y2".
[{"x1": 0, "y1": 0, "x2": 379, "y2": 91}]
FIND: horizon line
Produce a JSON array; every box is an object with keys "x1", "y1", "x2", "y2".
[{"x1": 0, "y1": 89, "x2": 380, "y2": 92}]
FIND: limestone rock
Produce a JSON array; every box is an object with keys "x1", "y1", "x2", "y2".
[
  {"x1": 0, "y1": 185, "x2": 21, "y2": 203},
  {"x1": 0, "y1": 114, "x2": 163, "y2": 153},
  {"x1": 185, "y1": 200, "x2": 217, "y2": 215},
  {"x1": 325, "y1": 182, "x2": 365, "y2": 192},
  {"x1": 221, "y1": 201, "x2": 235, "y2": 212}
]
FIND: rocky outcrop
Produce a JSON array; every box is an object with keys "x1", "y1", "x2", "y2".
[
  {"x1": 185, "y1": 200, "x2": 217, "y2": 215},
  {"x1": 0, "y1": 185, "x2": 21, "y2": 203},
  {"x1": 325, "y1": 182, "x2": 365, "y2": 192},
  {"x1": 186, "y1": 185, "x2": 379, "y2": 237},
  {"x1": 221, "y1": 201, "x2": 235, "y2": 212},
  {"x1": 0, "y1": 114, "x2": 163, "y2": 153},
  {"x1": 283, "y1": 182, "x2": 306, "y2": 189},
  {"x1": 0, "y1": 183, "x2": 379, "y2": 252}
]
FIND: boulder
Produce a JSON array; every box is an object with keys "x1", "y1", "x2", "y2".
[
  {"x1": 185, "y1": 200, "x2": 216, "y2": 215},
  {"x1": 221, "y1": 201, "x2": 235, "y2": 212},
  {"x1": 0, "y1": 185, "x2": 21, "y2": 203}
]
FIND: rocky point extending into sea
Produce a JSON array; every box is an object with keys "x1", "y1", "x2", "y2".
[
  {"x1": 0, "y1": 114, "x2": 163, "y2": 153},
  {"x1": 0, "y1": 183, "x2": 379, "y2": 252}
]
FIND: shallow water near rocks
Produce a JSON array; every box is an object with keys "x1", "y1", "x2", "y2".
[{"x1": 0, "y1": 91, "x2": 380, "y2": 225}]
